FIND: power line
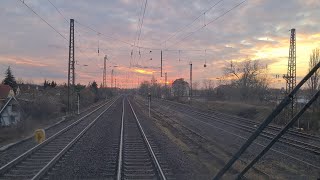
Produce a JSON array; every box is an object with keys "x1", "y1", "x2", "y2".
[
  {"x1": 162, "y1": 0, "x2": 224, "y2": 46},
  {"x1": 46, "y1": 0, "x2": 107, "y2": 62},
  {"x1": 18, "y1": 0, "x2": 67, "y2": 41},
  {"x1": 136, "y1": 0, "x2": 148, "y2": 47},
  {"x1": 47, "y1": 0, "x2": 68, "y2": 23},
  {"x1": 133, "y1": 0, "x2": 145, "y2": 47},
  {"x1": 166, "y1": 0, "x2": 247, "y2": 49},
  {"x1": 75, "y1": 20, "x2": 134, "y2": 47}
]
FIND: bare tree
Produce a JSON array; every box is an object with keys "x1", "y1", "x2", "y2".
[
  {"x1": 202, "y1": 79, "x2": 215, "y2": 97},
  {"x1": 192, "y1": 81, "x2": 199, "y2": 96},
  {"x1": 224, "y1": 59, "x2": 269, "y2": 101},
  {"x1": 307, "y1": 48, "x2": 320, "y2": 113},
  {"x1": 307, "y1": 48, "x2": 320, "y2": 94}
]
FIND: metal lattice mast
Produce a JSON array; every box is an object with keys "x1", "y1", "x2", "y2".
[
  {"x1": 67, "y1": 19, "x2": 75, "y2": 113},
  {"x1": 190, "y1": 62, "x2": 192, "y2": 97},
  {"x1": 103, "y1": 55, "x2": 107, "y2": 88},
  {"x1": 283, "y1": 28, "x2": 296, "y2": 121}
]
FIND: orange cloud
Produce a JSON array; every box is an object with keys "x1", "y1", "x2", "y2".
[{"x1": 134, "y1": 68, "x2": 154, "y2": 75}]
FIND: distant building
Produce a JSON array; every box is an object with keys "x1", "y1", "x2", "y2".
[
  {"x1": 0, "y1": 85, "x2": 15, "y2": 100},
  {"x1": 0, "y1": 85, "x2": 21, "y2": 126}
]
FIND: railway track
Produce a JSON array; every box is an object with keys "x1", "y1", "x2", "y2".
[
  {"x1": 150, "y1": 98, "x2": 320, "y2": 171},
  {"x1": 158, "y1": 99, "x2": 320, "y2": 142},
  {"x1": 0, "y1": 96, "x2": 121, "y2": 180},
  {"x1": 155, "y1": 99, "x2": 320, "y2": 154},
  {"x1": 116, "y1": 97, "x2": 167, "y2": 179},
  {"x1": 149, "y1": 104, "x2": 271, "y2": 179}
]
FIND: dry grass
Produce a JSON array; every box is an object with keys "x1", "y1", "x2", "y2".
[{"x1": 189, "y1": 99, "x2": 273, "y2": 122}]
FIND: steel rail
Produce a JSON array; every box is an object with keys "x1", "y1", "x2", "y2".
[
  {"x1": 156, "y1": 99, "x2": 320, "y2": 153},
  {"x1": 31, "y1": 96, "x2": 120, "y2": 179},
  {"x1": 127, "y1": 98, "x2": 166, "y2": 180},
  {"x1": 116, "y1": 98, "x2": 125, "y2": 180},
  {"x1": 158, "y1": 98, "x2": 320, "y2": 141},
  {"x1": 154, "y1": 101, "x2": 320, "y2": 170},
  {"x1": 0, "y1": 96, "x2": 119, "y2": 178}
]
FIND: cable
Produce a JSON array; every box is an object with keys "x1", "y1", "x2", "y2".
[
  {"x1": 47, "y1": 0, "x2": 68, "y2": 23},
  {"x1": 166, "y1": 0, "x2": 247, "y2": 49},
  {"x1": 133, "y1": 0, "x2": 145, "y2": 47},
  {"x1": 162, "y1": 0, "x2": 224, "y2": 46},
  {"x1": 136, "y1": 0, "x2": 148, "y2": 47},
  {"x1": 18, "y1": 0, "x2": 67, "y2": 41},
  {"x1": 75, "y1": 20, "x2": 134, "y2": 47}
]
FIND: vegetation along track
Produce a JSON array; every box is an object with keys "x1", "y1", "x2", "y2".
[
  {"x1": 0, "y1": 96, "x2": 121, "y2": 180},
  {"x1": 116, "y1": 97, "x2": 167, "y2": 180},
  {"x1": 155, "y1": 99, "x2": 320, "y2": 155}
]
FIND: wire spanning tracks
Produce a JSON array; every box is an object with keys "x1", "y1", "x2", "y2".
[
  {"x1": 0, "y1": 97, "x2": 120, "y2": 180},
  {"x1": 117, "y1": 98, "x2": 166, "y2": 180}
]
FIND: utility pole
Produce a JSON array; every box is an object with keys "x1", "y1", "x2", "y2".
[
  {"x1": 103, "y1": 55, "x2": 107, "y2": 88},
  {"x1": 283, "y1": 28, "x2": 297, "y2": 126},
  {"x1": 115, "y1": 78, "x2": 117, "y2": 89},
  {"x1": 165, "y1": 72, "x2": 167, "y2": 88},
  {"x1": 165, "y1": 72, "x2": 168, "y2": 97},
  {"x1": 161, "y1": 50, "x2": 163, "y2": 77},
  {"x1": 189, "y1": 62, "x2": 193, "y2": 98},
  {"x1": 67, "y1": 19, "x2": 75, "y2": 113},
  {"x1": 111, "y1": 69, "x2": 114, "y2": 88}
]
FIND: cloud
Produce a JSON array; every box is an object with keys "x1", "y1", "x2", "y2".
[{"x1": 0, "y1": 0, "x2": 319, "y2": 88}]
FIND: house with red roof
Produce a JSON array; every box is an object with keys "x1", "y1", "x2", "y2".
[{"x1": 0, "y1": 85, "x2": 21, "y2": 126}]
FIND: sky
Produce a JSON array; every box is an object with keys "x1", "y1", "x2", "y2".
[{"x1": 0, "y1": 0, "x2": 320, "y2": 89}]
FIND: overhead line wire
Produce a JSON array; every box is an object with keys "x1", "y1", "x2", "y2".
[
  {"x1": 166, "y1": 0, "x2": 247, "y2": 49},
  {"x1": 18, "y1": 0, "x2": 68, "y2": 41},
  {"x1": 47, "y1": 0, "x2": 68, "y2": 23},
  {"x1": 162, "y1": 0, "x2": 224, "y2": 46}
]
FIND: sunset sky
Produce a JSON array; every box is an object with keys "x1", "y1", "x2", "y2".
[{"x1": 0, "y1": 0, "x2": 320, "y2": 89}]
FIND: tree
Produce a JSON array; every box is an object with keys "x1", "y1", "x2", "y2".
[
  {"x1": 193, "y1": 81, "x2": 199, "y2": 96},
  {"x1": 172, "y1": 78, "x2": 189, "y2": 97},
  {"x1": 307, "y1": 48, "x2": 320, "y2": 95},
  {"x1": 43, "y1": 80, "x2": 50, "y2": 89},
  {"x1": 139, "y1": 81, "x2": 150, "y2": 96},
  {"x1": 75, "y1": 83, "x2": 86, "y2": 92},
  {"x1": 224, "y1": 59, "x2": 269, "y2": 101},
  {"x1": 202, "y1": 79, "x2": 215, "y2": 97},
  {"x1": 3, "y1": 66, "x2": 17, "y2": 93},
  {"x1": 90, "y1": 81, "x2": 99, "y2": 102},
  {"x1": 90, "y1": 81, "x2": 98, "y2": 93},
  {"x1": 50, "y1": 81, "x2": 57, "y2": 88},
  {"x1": 307, "y1": 48, "x2": 320, "y2": 112}
]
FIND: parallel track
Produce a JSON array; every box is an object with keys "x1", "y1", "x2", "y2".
[
  {"x1": 151, "y1": 98, "x2": 320, "y2": 170},
  {"x1": 0, "y1": 97, "x2": 120, "y2": 180},
  {"x1": 149, "y1": 104, "x2": 271, "y2": 179},
  {"x1": 155, "y1": 99, "x2": 320, "y2": 154},
  {"x1": 160, "y1": 99, "x2": 320, "y2": 142}
]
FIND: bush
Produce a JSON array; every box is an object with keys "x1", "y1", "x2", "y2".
[{"x1": 21, "y1": 96, "x2": 60, "y2": 120}]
